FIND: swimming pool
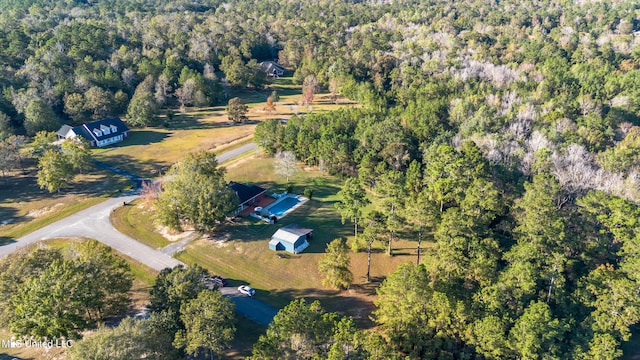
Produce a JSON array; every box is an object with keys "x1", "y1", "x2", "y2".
[{"x1": 267, "y1": 197, "x2": 301, "y2": 217}]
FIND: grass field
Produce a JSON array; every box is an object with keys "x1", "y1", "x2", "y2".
[
  {"x1": 110, "y1": 202, "x2": 171, "y2": 249},
  {"x1": 0, "y1": 165, "x2": 133, "y2": 244},
  {"x1": 176, "y1": 155, "x2": 420, "y2": 327},
  {"x1": 93, "y1": 78, "x2": 356, "y2": 179}
]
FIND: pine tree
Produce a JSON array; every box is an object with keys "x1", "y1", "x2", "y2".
[{"x1": 319, "y1": 238, "x2": 353, "y2": 290}]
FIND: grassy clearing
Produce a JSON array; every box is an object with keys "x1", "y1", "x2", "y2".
[
  {"x1": 110, "y1": 202, "x2": 171, "y2": 249},
  {"x1": 0, "y1": 166, "x2": 132, "y2": 244},
  {"x1": 92, "y1": 124, "x2": 256, "y2": 178},
  {"x1": 94, "y1": 78, "x2": 356, "y2": 179}
]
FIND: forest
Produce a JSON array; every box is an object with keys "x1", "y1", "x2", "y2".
[{"x1": 2, "y1": 0, "x2": 640, "y2": 358}]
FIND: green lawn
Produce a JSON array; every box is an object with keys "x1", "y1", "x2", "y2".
[
  {"x1": 177, "y1": 156, "x2": 418, "y2": 324},
  {"x1": 110, "y1": 202, "x2": 171, "y2": 249},
  {"x1": 0, "y1": 166, "x2": 133, "y2": 244},
  {"x1": 92, "y1": 124, "x2": 257, "y2": 178}
]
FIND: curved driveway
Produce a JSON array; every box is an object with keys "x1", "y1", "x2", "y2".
[
  {"x1": 0, "y1": 142, "x2": 277, "y2": 325},
  {"x1": 0, "y1": 193, "x2": 183, "y2": 271}
]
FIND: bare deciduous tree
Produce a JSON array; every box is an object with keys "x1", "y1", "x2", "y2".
[
  {"x1": 302, "y1": 75, "x2": 318, "y2": 106},
  {"x1": 552, "y1": 144, "x2": 597, "y2": 204},
  {"x1": 175, "y1": 78, "x2": 196, "y2": 110},
  {"x1": 274, "y1": 151, "x2": 298, "y2": 182},
  {"x1": 154, "y1": 74, "x2": 172, "y2": 105}
]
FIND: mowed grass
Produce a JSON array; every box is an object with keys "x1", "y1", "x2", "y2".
[
  {"x1": 93, "y1": 78, "x2": 357, "y2": 179},
  {"x1": 177, "y1": 156, "x2": 419, "y2": 325},
  {"x1": 110, "y1": 202, "x2": 171, "y2": 249},
  {"x1": 0, "y1": 165, "x2": 132, "y2": 244},
  {"x1": 92, "y1": 123, "x2": 256, "y2": 178}
]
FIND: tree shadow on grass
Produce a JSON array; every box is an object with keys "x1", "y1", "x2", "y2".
[
  {"x1": 165, "y1": 108, "x2": 231, "y2": 130},
  {"x1": 0, "y1": 237, "x2": 17, "y2": 246},
  {"x1": 0, "y1": 171, "x2": 50, "y2": 203},
  {"x1": 115, "y1": 130, "x2": 169, "y2": 146},
  {"x1": 0, "y1": 205, "x2": 19, "y2": 225},
  {"x1": 350, "y1": 276, "x2": 386, "y2": 296},
  {"x1": 92, "y1": 153, "x2": 170, "y2": 180}
]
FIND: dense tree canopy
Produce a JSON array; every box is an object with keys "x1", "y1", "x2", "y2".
[
  {"x1": 2, "y1": 0, "x2": 640, "y2": 357},
  {"x1": 155, "y1": 151, "x2": 239, "y2": 232},
  {"x1": 1, "y1": 241, "x2": 132, "y2": 340}
]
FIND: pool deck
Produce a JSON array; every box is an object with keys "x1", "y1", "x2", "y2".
[{"x1": 239, "y1": 195, "x2": 276, "y2": 217}]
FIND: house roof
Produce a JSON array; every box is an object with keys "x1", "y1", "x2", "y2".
[
  {"x1": 59, "y1": 118, "x2": 129, "y2": 143},
  {"x1": 259, "y1": 61, "x2": 285, "y2": 74},
  {"x1": 81, "y1": 118, "x2": 129, "y2": 140},
  {"x1": 229, "y1": 181, "x2": 266, "y2": 204},
  {"x1": 56, "y1": 125, "x2": 73, "y2": 138},
  {"x1": 271, "y1": 224, "x2": 313, "y2": 244}
]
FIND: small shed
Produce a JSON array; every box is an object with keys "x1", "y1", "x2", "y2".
[{"x1": 269, "y1": 224, "x2": 313, "y2": 253}]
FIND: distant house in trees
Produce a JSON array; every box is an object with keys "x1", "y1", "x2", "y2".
[
  {"x1": 229, "y1": 181, "x2": 267, "y2": 214},
  {"x1": 57, "y1": 118, "x2": 129, "y2": 148},
  {"x1": 259, "y1": 61, "x2": 285, "y2": 77},
  {"x1": 269, "y1": 224, "x2": 313, "y2": 253}
]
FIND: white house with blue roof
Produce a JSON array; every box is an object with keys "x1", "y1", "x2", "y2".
[{"x1": 57, "y1": 118, "x2": 129, "y2": 147}]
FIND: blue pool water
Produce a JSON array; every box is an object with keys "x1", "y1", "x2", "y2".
[{"x1": 268, "y1": 197, "x2": 300, "y2": 217}]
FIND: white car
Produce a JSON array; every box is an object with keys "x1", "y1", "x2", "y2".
[{"x1": 238, "y1": 285, "x2": 256, "y2": 297}]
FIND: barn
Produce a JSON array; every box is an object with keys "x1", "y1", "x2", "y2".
[{"x1": 269, "y1": 224, "x2": 313, "y2": 254}]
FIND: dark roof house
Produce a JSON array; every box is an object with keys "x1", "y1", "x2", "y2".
[
  {"x1": 57, "y1": 118, "x2": 130, "y2": 148},
  {"x1": 229, "y1": 182, "x2": 267, "y2": 213},
  {"x1": 269, "y1": 224, "x2": 313, "y2": 253},
  {"x1": 259, "y1": 61, "x2": 285, "y2": 77}
]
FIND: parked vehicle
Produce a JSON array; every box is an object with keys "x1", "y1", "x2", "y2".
[
  {"x1": 201, "y1": 275, "x2": 226, "y2": 290},
  {"x1": 238, "y1": 285, "x2": 256, "y2": 297}
]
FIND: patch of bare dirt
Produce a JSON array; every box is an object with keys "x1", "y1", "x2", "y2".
[
  {"x1": 155, "y1": 224, "x2": 195, "y2": 242},
  {"x1": 26, "y1": 203, "x2": 65, "y2": 218},
  {"x1": 224, "y1": 154, "x2": 257, "y2": 169}
]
